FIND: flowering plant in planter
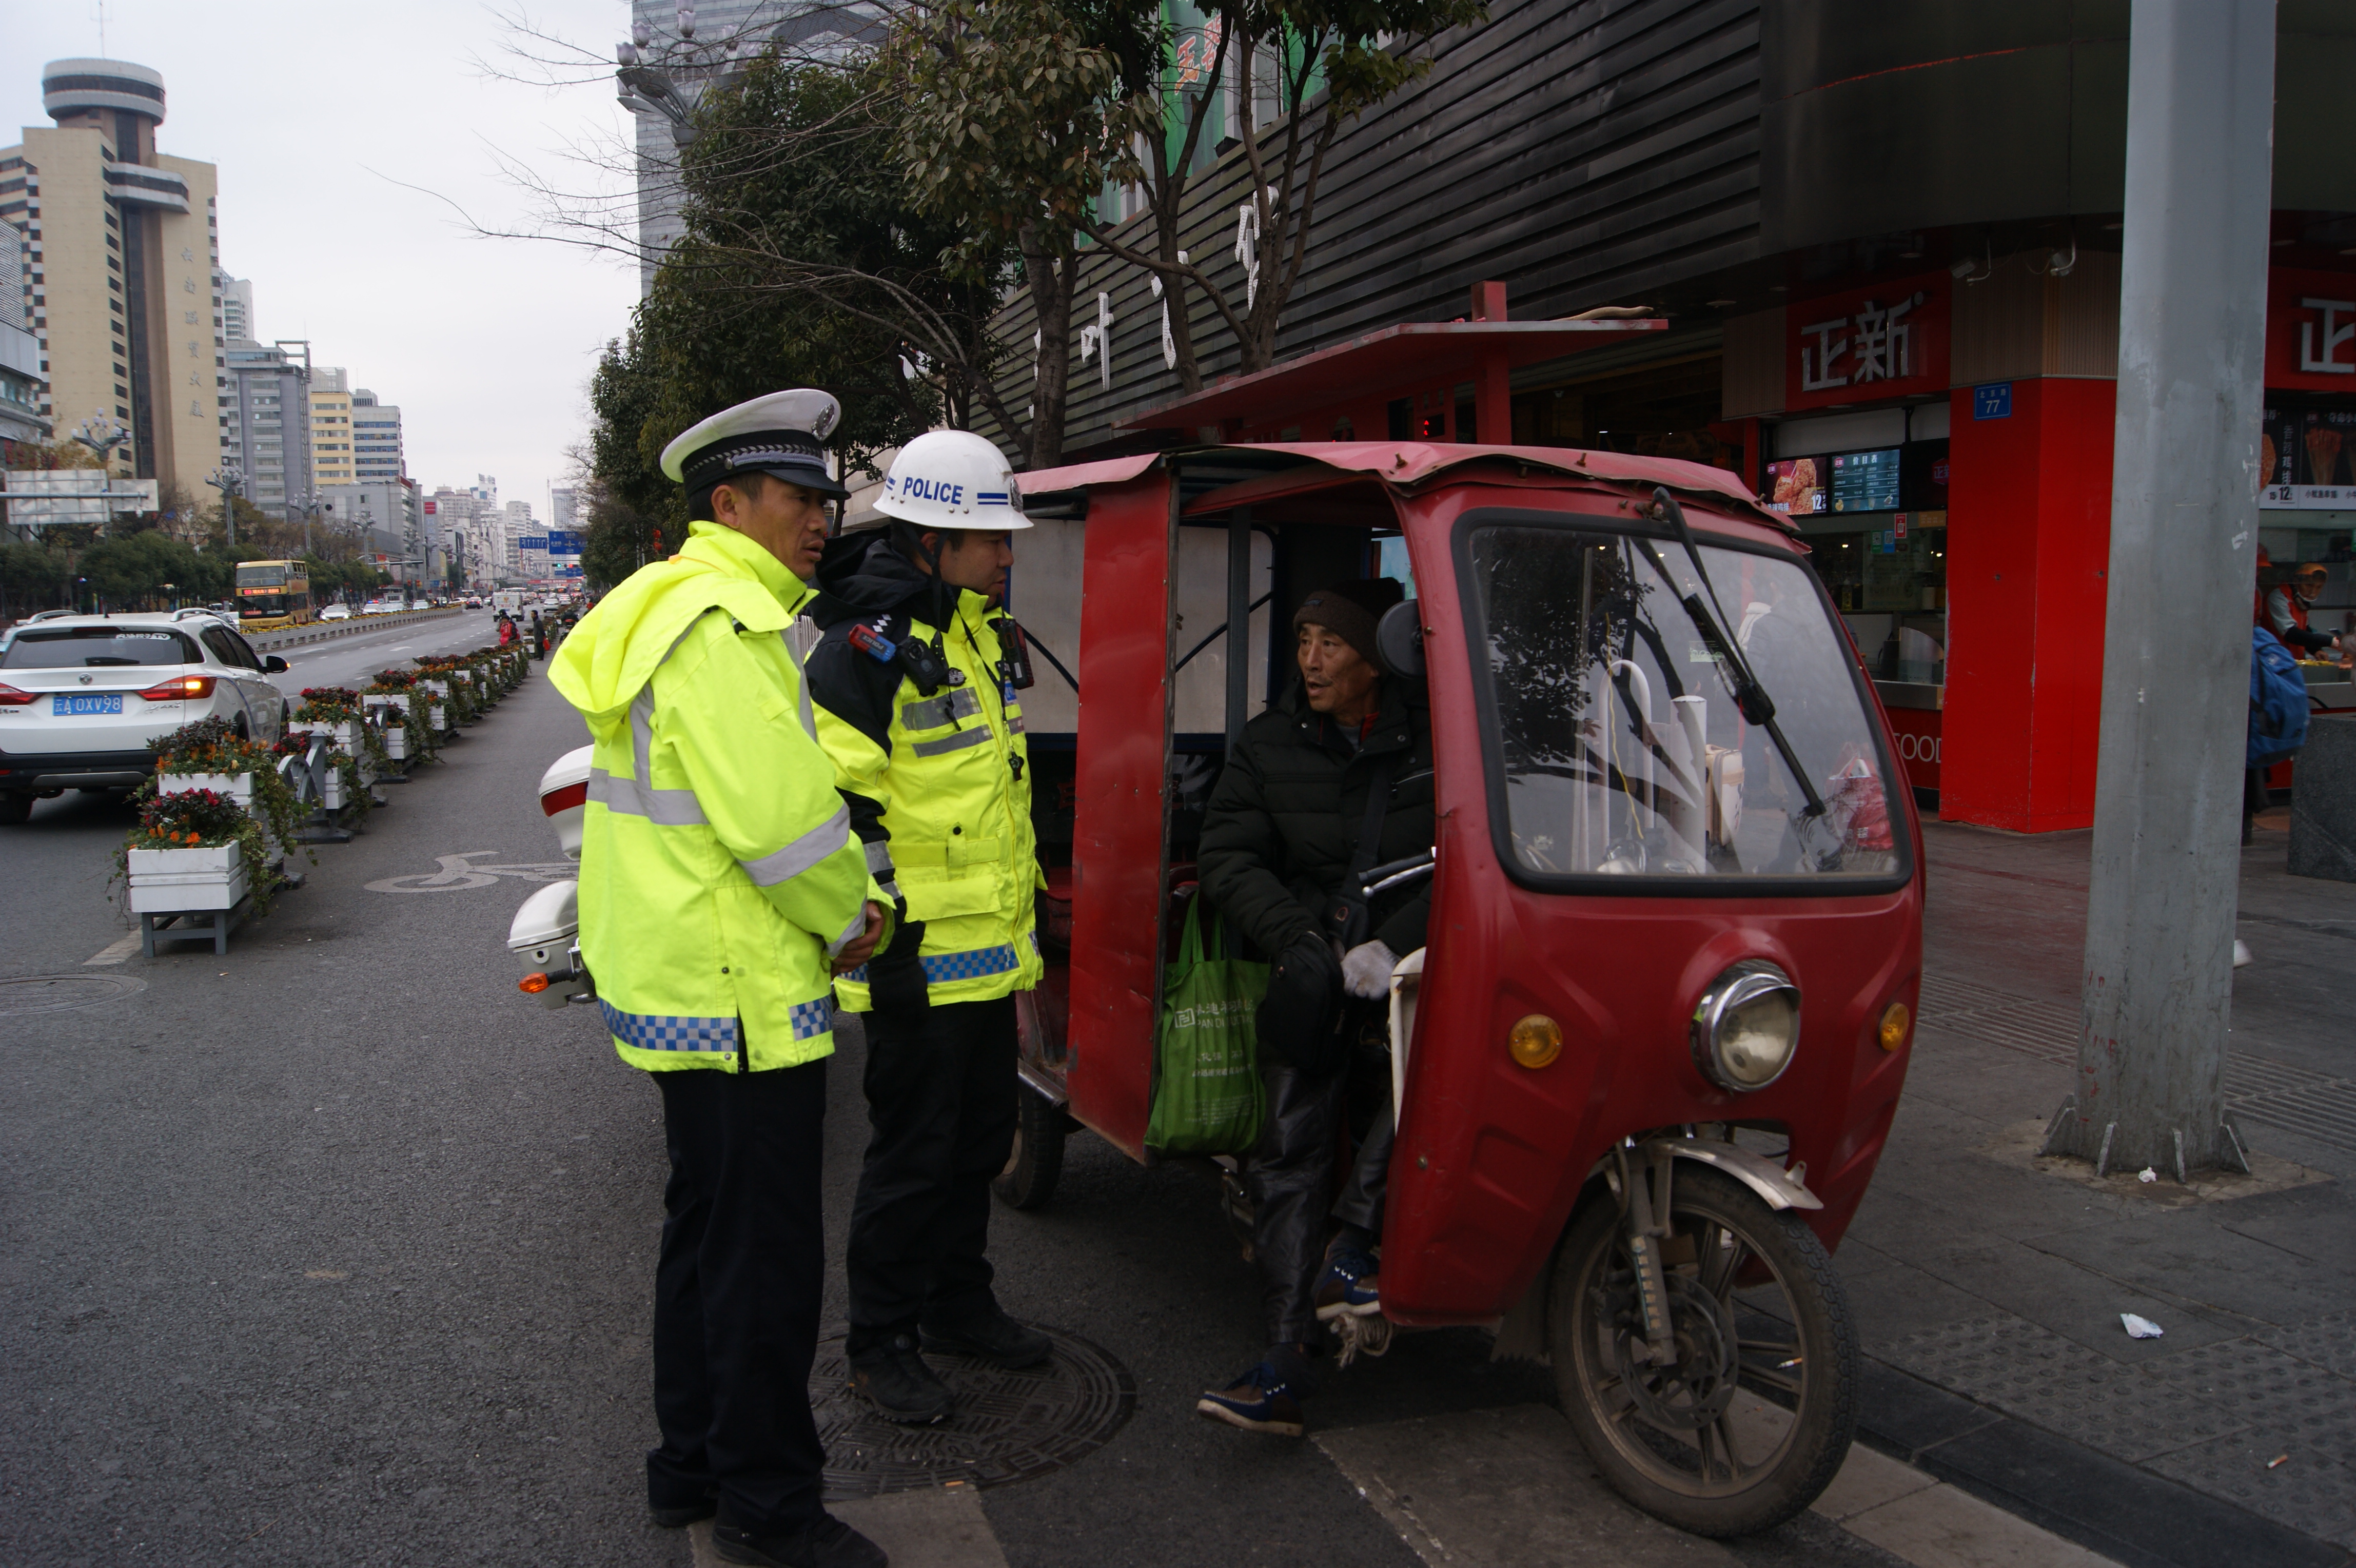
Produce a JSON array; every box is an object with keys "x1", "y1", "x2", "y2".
[
  {"x1": 363, "y1": 670, "x2": 437, "y2": 762},
  {"x1": 110, "y1": 786, "x2": 278, "y2": 916},
  {"x1": 144, "y1": 715, "x2": 309, "y2": 864},
  {"x1": 291, "y1": 686, "x2": 388, "y2": 768}
]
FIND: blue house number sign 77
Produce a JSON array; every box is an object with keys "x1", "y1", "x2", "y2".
[{"x1": 1973, "y1": 382, "x2": 2013, "y2": 420}]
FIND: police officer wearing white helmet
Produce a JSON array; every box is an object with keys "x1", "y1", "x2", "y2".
[{"x1": 803, "y1": 429, "x2": 1049, "y2": 1423}]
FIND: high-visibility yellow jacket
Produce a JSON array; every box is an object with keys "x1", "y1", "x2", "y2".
[
  {"x1": 549, "y1": 522, "x2": 878, "y2": 1072},
  {"x1": 805, "y1": 536, "x2": 1043, "y2": 1011}
]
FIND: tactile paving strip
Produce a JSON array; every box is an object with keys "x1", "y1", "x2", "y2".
[
  {"x1": 2144, "y1": 1434, "x2": 2356, "y2": 1549},
  {"x1": 1915, "y1": 971, "x2": 2356, "y2": 1153},
  {"x1": 809, "y1": 1325, "x2": 1135, "y2": 1498},
  {"x1": 1890, "y1": 1311, "x2": 2356, "y2": 1545},
  {"x1": 1882, "y1": 1316, "x2": 2244, "y2": 1461},
  {"x1": 2259, "y1": 1310, "x2": 2356, "y2": 1380}
]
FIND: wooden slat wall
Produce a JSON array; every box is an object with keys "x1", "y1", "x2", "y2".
[{"x1": 994, "y1": 0, "x2": 1764, "y2": 458}]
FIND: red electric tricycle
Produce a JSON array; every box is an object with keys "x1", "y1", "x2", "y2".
[{"x1": 993, "y1": 441, "x2": 1922, "y2": 1536}]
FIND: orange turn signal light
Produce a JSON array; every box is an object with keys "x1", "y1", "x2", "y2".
[
  {"x1": 1878, "y1": 1002, "x2": 1911, "y2": 1051},
  {"x1": 1507, "y1": 1014, "x2": 1563, "y2": 1070},
  {"x1": 519, "y1": 972, "x2": 552, "y2": 994}
]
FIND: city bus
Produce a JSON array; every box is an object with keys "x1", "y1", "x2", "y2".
[{"x1": 234, "y1": 559, "x2": 313, "y2": 627}]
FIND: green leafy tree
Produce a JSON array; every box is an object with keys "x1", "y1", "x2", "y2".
[
  {"x1": 885, "y1": 1, "x2": 1147, "y2": 466},
  {"x1": 1086, "y1": 0, "x2": 1488, "y2": 385}
]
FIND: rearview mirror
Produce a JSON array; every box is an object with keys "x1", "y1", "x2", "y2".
[
  {"x1": 263, "y1": 655, "x2": 290, "y2": 673},
  {"x1": 1376, "y1": 600, "x2": 1425, "y2": 679}
]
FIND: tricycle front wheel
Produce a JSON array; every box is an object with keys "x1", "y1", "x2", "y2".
[{"x1": 1550, "y1": 1163, "x2": 1857, "y2": 1537}]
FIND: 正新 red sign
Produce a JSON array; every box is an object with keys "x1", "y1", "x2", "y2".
[
  {"x1": 2267, "y1": 268, "x2": 2356, "y2": 393},
  {"x1": 1784, "y1": 271, "x2": 1951, "y2": 413}
]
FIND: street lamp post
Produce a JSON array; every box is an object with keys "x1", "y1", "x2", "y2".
[
  {"x1": 205, "y1": 464, "x2": 244, "y2": 548},
  {"x1": 72, "y1": 411, "x2": 131, "y2": 469}
]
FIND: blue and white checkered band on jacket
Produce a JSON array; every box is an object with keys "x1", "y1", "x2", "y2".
[{"x1": 681, "y1": 429, "x2": 829, "y2": 489}]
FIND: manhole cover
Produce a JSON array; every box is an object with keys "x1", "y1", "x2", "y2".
[
  {"x1": 811, "y1": 1325, "x2": 1135, "y2": 1498},
  {"x1": 0, "y1": 974, "x2": 147, "y2": 1015}
]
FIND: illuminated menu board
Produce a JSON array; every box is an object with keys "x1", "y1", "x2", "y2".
[{"x1": 1831, "y1": 448, "x2": 1902, "y2": 512}]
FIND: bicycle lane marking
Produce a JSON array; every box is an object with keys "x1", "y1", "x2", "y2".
[{"x1": 365, "y1": 851, "x2": 575, "y2": 894}]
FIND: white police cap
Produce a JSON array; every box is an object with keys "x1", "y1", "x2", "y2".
[{"x1": 659, "y1": 388, "x2": 847, "y2": 499}]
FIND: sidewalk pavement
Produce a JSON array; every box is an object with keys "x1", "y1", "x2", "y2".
[{"x1": 1838, "y1": 812, "x2": 2356, "y2": 1568}]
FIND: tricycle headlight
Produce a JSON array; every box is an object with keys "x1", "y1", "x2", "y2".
[{"x1": 1691, "y1": 960, "x2": 1800, "y2": 1092}]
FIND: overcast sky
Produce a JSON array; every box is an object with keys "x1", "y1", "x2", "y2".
[{"x1": 6, "y1": 1, "x2": 642, "y2": 519}]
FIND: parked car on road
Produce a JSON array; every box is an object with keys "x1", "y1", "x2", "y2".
[
  {"x1": 319, "y1": 603, "x2": 353, "y2": 621},
  {"x1": 360, "y1": 600, "x2": 392, "y2": 615},
  {"x1": 0, "y1": 611, "x2": 290, "y2": 822}
]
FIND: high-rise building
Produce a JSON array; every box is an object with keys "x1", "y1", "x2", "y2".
[
  {"x1": 0, "y1": 206, "x2": 46, "y2": 455},
  {"x1": 3, "y1": 60, "x2": 228, "y2": 499},
  {"x1": 225, "y1": 338, "x2": 309, "y2": 517},
  {"x1": 504, "y1": 498, "x2": 537, "y2": 578},
  {"x1": 625, "y1": 2, "x2": 880, "y2": 295},
  {"x1": 320, "y1": 477, "x2": 424, "y2": 581},
  {"x1": 309, "y1": 374, "x2": 353, "y2": 485},
  {"x1": 549, "y1": 485, "x2": 578, "y2": 531},
  {"x1": 219, "y1": 275, "x2": 250, "y2": 342},
  {"x1": 351, "y1": 389, "x2": 403, "y2": 480}
]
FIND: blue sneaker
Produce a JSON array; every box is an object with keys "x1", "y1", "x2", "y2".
[
  {"x1": 1314, "y1": 1249, "x2": 1382, "y2": 1320},
  {"x1": 1195, "y1": 1362, "x2": 1307, "y2": 1437}
]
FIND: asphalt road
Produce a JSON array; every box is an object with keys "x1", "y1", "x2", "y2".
[{"x1": 0, "y1": 658, "x2": 1907, "y2": 1567}]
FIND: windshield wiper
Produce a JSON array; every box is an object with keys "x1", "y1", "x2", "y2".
[{"x1": 1640, "y1": 487, "x2": 1828, "y2": 824}]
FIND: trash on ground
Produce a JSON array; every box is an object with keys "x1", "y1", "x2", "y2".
[
  {"x1": 2137, "y1": 1166, "x2": 2158, "y2": 1183},
  {"x1": 2121, "y1": 1312, "x2": 2165, "y2": 1339},
  {"x1": 2233, "y1": 939, "x2": 2253, "y2": 969},
  {"x1": 2268, "y1": 1454, "x2": 2290, "y2": 1469}
]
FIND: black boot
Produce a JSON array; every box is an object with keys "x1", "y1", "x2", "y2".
[
  {"x1": 848, "y1": 1332, "x2": 954, "y2": 1423},
  {"x1": 713, "y1": 1514, "x2": 888, "y2": 1568},
  {"x1": 920, "y1": 1307, "x2": 1052, "y2": 1369}
]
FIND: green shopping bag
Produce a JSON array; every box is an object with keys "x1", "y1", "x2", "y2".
[{"x1": 1144, "y1": 895, "x2": 1268, "y2": 1154}]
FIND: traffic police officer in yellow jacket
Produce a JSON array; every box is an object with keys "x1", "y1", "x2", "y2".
[
  {"x1": 804, "y1": 429, "x2": 1048, "y2": 1423},
  {"x1": 551, "y1": 389, "x2": 890, "y2": 1568}
]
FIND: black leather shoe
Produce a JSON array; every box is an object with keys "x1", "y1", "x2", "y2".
[
  {"x1": 650, "y1": 1494, "x2": 716, "y2": 1528},
  {"x1": 921, "y1": 1310, "x2": 1052, "y2": 1369},
  {"x1": 713, "y1": 1514, "x2": 888, "y2": 1568},
  {"x1": 849, "y1": 1333, "x2": 953, "y2": 1424}
]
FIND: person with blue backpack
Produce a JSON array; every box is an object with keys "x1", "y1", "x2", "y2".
[{"x1": 2246, "y1": 625, "x2": 2313, "y2": 845}]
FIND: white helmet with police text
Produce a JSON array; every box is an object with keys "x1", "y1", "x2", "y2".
[{"x1": 870, "y1": 429, "x2": 1032, "y2": 532}]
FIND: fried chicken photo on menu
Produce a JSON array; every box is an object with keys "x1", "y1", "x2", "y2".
[
  {"x1": 2262, "y1": 433, "x2": 2276, "y2": 487},
  {"x1": 2305, "y1": 425, "x2": 2343, "y2": 486},
  {"x1": 1772, "y1": 458, "x2": 1818, "y2": 508}
]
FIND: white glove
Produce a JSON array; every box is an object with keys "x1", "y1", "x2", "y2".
[{"x1": 1342, "y1": 940, "x2": 1399, "y2": 1001}]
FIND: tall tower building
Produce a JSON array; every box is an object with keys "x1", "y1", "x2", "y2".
[
  {"x1": 226, "y1": 338, "x2": 310, "y2": 518},
  {"x1": 0, "y1": 198, "x2": 45, "y2": 455},
  {"x1": 219, "y1": 275, "x2": 251, "y2": 341},
  {"x1": 2, "y1": 60, "x2": 228, "y2": 499},
  {"x1": 625, "y1": 2, "x2": 880, "y2": 296},
  {"x1": 350, "y1": 389, "x2": 403, "y2": 480},
  {"x1": 309, "y1": 372, "x2": 354, "y2": 485}
]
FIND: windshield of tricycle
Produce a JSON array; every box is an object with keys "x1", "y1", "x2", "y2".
[{"x1": 1456, "y1": 512, "x2": 1907, "y2": 888}]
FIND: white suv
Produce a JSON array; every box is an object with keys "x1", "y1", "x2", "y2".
[{"x1": 0, "y1": 611, "x2": 290, "y2": 823}]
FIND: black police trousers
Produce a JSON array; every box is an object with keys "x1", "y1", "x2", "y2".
[
  {"x1": 1247, "y1": 1052, "x2": 1395, "y2": 1348},
  {"x1": 648, "y1": 1060, "x2": 828, "y2": 1536},
  {"x1": 845, "y1": 993, "x2": 1018, "y2": 1359}
]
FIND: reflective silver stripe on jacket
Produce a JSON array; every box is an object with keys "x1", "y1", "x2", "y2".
[
  {"x1": 901, "y1": 688, "x2": 981, "y2": 730},
  {"x1": 737, "y1": 803, "x2": 851, "y2": 887},
  {"x1": 588, "y1": 686, "x2": 709, "y2": 825},
  {"x1": 863, "y1": 839, "x2": 894, "y2": 873},
  {"x1": 910, "y1": 725, "x2": 992, "y2": 758}
]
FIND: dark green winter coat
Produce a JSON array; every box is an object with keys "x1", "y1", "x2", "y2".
[{"x1": 1197, "y1": 676, "x2": 1435, "y2": 961}]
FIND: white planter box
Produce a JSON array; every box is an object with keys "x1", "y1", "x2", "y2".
[
  {"x1": 429, "y1": 705, "x2": 447, "y2": 730},
  {"x1": 127, "y1": 845, "x2": 250, "y2": 913},
  {"x1": 383, "y1": 728, "x2": 408, "y2": 762},
  {"x1": 355, "y1": 752, "x2": 377, "y2": 787},
  {"x1": 293, "y1": 719, "x2": 361, "y2": 749},
  {"x1": 364, "y1": 693, "x2": 413, "y2": 717},
  {"x1": 324, "y1": 768, "x2": 347, "y2": 811},
  {"x1": 157, "y1": 771, "x2": 255, "y2": 806}
]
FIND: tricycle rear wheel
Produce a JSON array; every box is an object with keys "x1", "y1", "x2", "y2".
[
  {"x1": 992, "y1": 1081, "x2": 1068, "y2": 1211},
  {"x1": 1549, "y1": 1163, "x2": 1857, "y2": 1537}
]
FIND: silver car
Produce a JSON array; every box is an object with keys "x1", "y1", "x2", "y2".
[{"x1": 0, "y1": 610, "x2": 290, "y2": 823}]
